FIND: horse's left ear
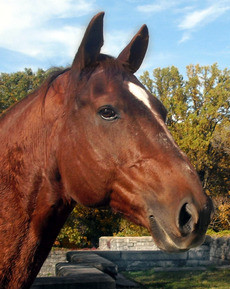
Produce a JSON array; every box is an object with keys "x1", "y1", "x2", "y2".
[
  {"x1": 72, "y1": 12, "x2": 104, "y2": 71},
  {"x1": 117, "y1": 25, "x2": 149, "y2": 73}
]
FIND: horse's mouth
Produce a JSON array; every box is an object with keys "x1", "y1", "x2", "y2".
[{"x1": 148, "y1": 215, "x2": 205, "y2": 253}]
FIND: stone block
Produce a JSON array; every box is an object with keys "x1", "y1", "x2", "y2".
[
  {"x1": 186, "y1": 260, "x2": 200, "y2": 267},
  {"x1": 120, "y1": 251, "x2": 153, "y2": 261},
  {"x1": 125, "y1": 260, "x2": 160, "y2": 271},
  {"x1": 99, "y1": 236, "x2": 159, "y2": 251},
  {"x1": 66, "y1": 252, "x2": 118, "y2": 278},
  {"x1": 198, "y1": 245, "x2": 210, "y2": 252},
  {"x1": 126, "y1": 261, "x2": 146, "y2": 271},
  {"x1": 172, "y1": 259, "x2": 187, "y2": 267},
  {"x1": 96, "y1": 251, "x2": 122, "y2": 262},
  {"x1": 32, "y1": 274, "x2": 115, "y2": 289},
  {"x1": 203, "y1": 235, "x2": 212, "y2": 245},
  {"x1": 112, "y1": 260, "x2": 127, "y2": 271},
  {"x1": 56, "y1": 263, "x2": 116, "y2": 288},
  {"x1": 198, "y1": 260, "x2": 213, "y2": 266},
  {"x1": 157, "y1": 260, "x2": 174, "y2": 267},
  {"x1": 216, "y1": 237, "x2": 227, "y2": 246},
  {"x1": 120, "y1": 250, "x2": 188, "y2": 262},
  {"x1": 165, "y1": 252, "x2": 188, "y2": 260},
  {"x1": 37, "y1": 250, "x2": 68, "y2": 277},
  {"x1": 188, "y1": 250, "x2": 209, "y2": 260}
]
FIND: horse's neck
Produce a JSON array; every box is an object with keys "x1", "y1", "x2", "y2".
[
  {"x1": 0, "y1": 89, "x2": 73, "y2": 289},
  {"x1": 0, "y1": 194, "x2": 74, "y2": 289},
  {"x1": 0, "y1": 84, "x2": 63, "y2": 187}
]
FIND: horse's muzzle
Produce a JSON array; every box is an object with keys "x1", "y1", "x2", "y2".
[{"x1": 149, "y1": 196, "x2": 214, "y2": 252}]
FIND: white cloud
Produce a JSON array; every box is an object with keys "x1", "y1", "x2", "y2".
[
  {"x1": 0, "y1": 0, "x2": 95, "y2": 60},
  {"x1": 0, "y1": 0, "x2": 140, "y2": 69},
  {"x1": 177, "y1": 1, "x2": 230, "y2": 43},
  {"x1": 179, "y1": 4, "x2": 230, "y2": 30},
  {"x1": 0, "y1": 25, "x2": 83, "y2": 62},
  {"x1": 137, "y1": 0, "x2": 178, "y2": 13},
  {"x1": 178, "y1": 32, "x2": 191, "y2": 44},
  {"x1": 136, "y1": 0, "x2": 230, "y2": 45}
]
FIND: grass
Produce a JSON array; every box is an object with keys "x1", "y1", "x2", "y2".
[
  {"x1": 123, "y1": 268, "x2": 230, "y2": 289},
  {"x1": 206, "y1": 229, "x2": 230, "y2": 237}
]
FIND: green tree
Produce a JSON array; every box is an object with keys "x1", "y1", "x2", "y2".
[
  {"x1": 56, "y1": 204, "x2": 121, "y2": 248},
  {"x1": 0, "y1": 68, "x2": 47, "y2": 113}
]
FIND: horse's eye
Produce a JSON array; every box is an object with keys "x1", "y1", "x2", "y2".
[{"x1": 98, "y1": 106, "x2": 118, "y2": 121}]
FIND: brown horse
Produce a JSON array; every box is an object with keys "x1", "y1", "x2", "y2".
[{"x1": 0, "y1": 12, "x2": 213, "y2": 289}]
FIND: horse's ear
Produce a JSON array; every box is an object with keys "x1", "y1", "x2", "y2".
[
  {"x1": 117, "y1": 25, "x2": 149, "y2": 73},
  {"x1": 72, "y1": 12, "x2": 104, "y2": 71}
]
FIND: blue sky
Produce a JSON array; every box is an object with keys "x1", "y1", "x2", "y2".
[{"x1": 0, "y1": 0, "x2": 230, "y2": 77}]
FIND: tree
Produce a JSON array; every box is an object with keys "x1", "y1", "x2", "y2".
[
  {"x1": 0, "y1": 68, "x2": 47, "y2": 114},
  {"x1": 56, "y1": 204, "x2": 121, "y2": 248}
]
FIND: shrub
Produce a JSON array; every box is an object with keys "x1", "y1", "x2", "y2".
[
  {"x1": 56, "y1": 204, "x2": 121, "y2": 248},
  {"x1": 113, "y1": 218, "x2": 150, "y2": 237},
  {"x1": 209, "y1": 196, "x2": 230, "y2": 231}
]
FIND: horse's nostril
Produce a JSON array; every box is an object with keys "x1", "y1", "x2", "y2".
[
  {"x1": 178, "y1": 203, "x2": 196, "y2": 236},
  {"x1": 149, "y1": 215, "x2": 154, "y2": 221}
]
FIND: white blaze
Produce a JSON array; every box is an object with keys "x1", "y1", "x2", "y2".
[
  {"x1": 126, "y1": 81, "x2": 177, "y2": 146},
  {"x1": 128, "y1": 82, "x2": 152, "y2": 110},
  {"x1": 127, "y1": 81, "x2": 152, "y2": 111}
]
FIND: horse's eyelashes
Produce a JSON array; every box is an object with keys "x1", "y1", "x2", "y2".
[{"x1": 98, "y1": 106, "x2": 119, "y2": 121}]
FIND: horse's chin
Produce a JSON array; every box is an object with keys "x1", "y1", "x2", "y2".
[{"x1": 149, "y1": 215, "x2": 206, "y2": 253}]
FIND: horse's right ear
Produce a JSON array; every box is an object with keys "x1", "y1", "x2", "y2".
[{"x1": 72, "y1": 12, "x2": 104, "y2": 71}]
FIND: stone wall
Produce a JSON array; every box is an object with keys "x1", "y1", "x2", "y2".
[
  {"x1": 99, "y1": 236, "x2": 230, "y2": 268},
  {"x1": 37, "y1": 249, "x2": 69, "y2": 277},
  {"x1": 209, "y1": 237, "x2": 230, "y2": 265},
  {"x1": 38, "y1": 236, "x2": 230, "y2": 277},
  {"x1": 69, "y1": 250, "x2": 208, "y2": 271},
  {"x1": 99, "y1": 236, "x2": 159, "y2": 251}
]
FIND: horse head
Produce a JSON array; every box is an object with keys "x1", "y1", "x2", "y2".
[{"x1": 55, "y1": 12, "x2": 213, "y2": 252}]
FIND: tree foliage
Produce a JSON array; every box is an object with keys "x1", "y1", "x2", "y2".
[
  {"x1": 211, "y1": 200, "x2": 230, "y2": 231},
  {"x1": 56, "y1": 204, "x2": 121, "y2": 248},
  {"x1": 0, "y1": 68, "x2": 47, "y2": 113}
]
